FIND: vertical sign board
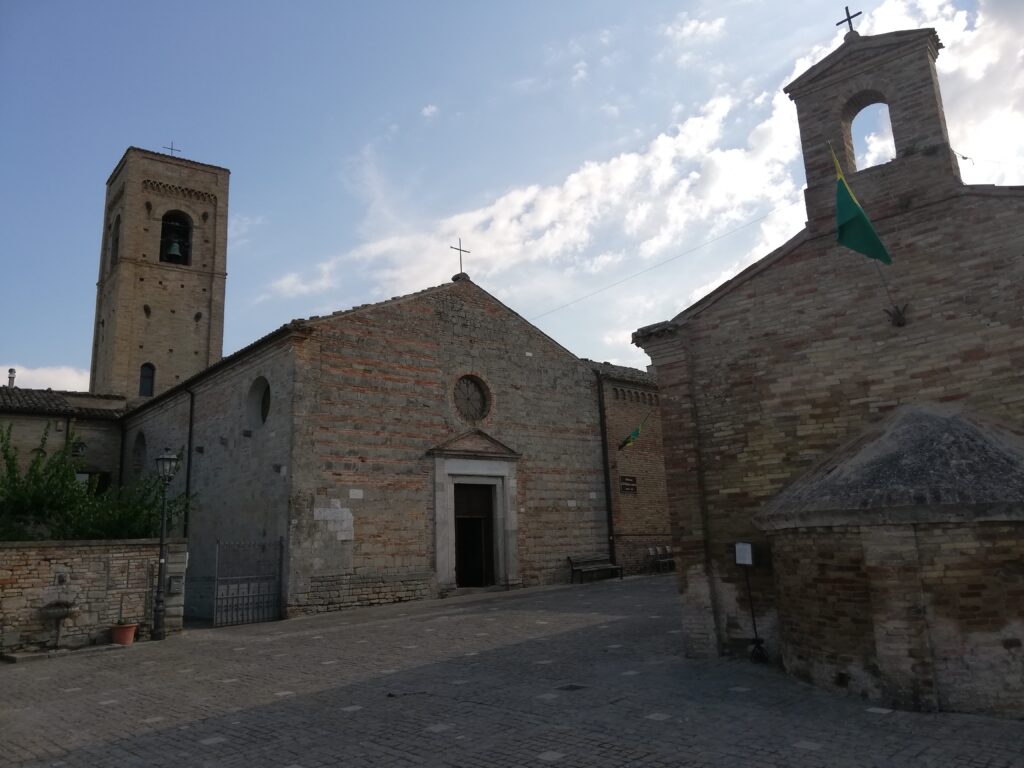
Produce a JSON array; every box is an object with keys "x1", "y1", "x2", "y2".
[
  {"x1": 735, "y1": 541, "x2": 753, "y2": 566},
  {"x1": 619, "y1": 475, "x2": 638, "y2": 495}
]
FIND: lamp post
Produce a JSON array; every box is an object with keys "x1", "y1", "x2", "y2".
[{"x1": 152, "y1": 451, "x2": 180, "y2": 641}]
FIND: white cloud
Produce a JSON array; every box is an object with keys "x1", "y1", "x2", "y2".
[
  {"x1": 421, "y1": 104, "x2": 439, "y2": 119},
  {"x1": 271, "y1": 85, "x2": 800, "y2": 304},
  {"x1": 271, "y1": 263, "x2": 337, "y2": 298},
  {"x1": 662, "y1": 13, "x2": 726, "y2": 45},
  {"x1": 228, "y1": 214, "x2": 265, "y2": 251},
  {"x1": 862, "y1": 127, "x2": 897, "y2": 168},
  {"x1": 265, "y1": 0, "x2": 1023, "y2": 366},
  {"x1": 571, "y1": 60, "x2": 588, "y2": 85},
  {"x1": 3, "y1": 365, "x2": 89, "y2": 392},
  {"x1": 600, "y1": 103, "x2": 620, "y2": 118}
]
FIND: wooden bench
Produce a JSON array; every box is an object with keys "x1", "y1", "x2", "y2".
[{"x1": 568, "y1": 554, "x2": 623, "y2": 584}]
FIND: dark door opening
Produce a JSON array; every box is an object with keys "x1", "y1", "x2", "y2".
[{"x1": 454, "y1": 483, "x2": 495, "y2": 588}]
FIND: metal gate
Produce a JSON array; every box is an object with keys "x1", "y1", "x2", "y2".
[{"x1": 213, "y1": 538, "x2": 284, "y2": 627}]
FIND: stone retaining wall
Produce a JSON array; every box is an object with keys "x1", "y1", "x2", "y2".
[
  {"x1": 290, "y1": 572, "x2": 434, "y2": 614},
  {"x1": 0, "y1": 538, "x2": 187, "y2": 653}
]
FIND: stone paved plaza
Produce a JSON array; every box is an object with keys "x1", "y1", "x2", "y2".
[{"x1": 2, "y1": 575, "x2": 1022, "y2": 767}]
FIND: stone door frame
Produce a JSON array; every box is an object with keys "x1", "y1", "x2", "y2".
[{"x1": 433, "y1": 457, "x2": 520, "y2": 592}]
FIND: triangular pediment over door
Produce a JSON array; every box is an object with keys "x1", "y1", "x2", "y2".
[
  {"x1": 430, "y1": 429, "x2": 522, "y2": 594},
  {"x1": 427, "y1": 429, "x2": 521, "y2": 462}
]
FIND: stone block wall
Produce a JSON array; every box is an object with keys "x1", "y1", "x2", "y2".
[
  {"x1": 770, "y1": 521, "x2": 1024, "y2": 717},
  {"x1": 600, "y1": 377, "x2": 670, "y2": 574},
  {"x1": 0, "y1": 538, "x2": 187, "y2": 653},
  {"x1": 302, "y1": 572, "x2": 433, "y2": 612}
]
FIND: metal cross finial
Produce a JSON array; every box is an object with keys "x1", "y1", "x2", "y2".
[
  {"x1": 450, "y1": 238, "x2": 470, "y2": 272},
  {"x1": 162, "y1": 141, "x2": 182, "y2": 156},
  {"x1": 836, "y1": 5, "x2": 862, "y2": 32}
]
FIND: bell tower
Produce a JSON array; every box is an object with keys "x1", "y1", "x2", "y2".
[
  {"x1": 784, "y1": 28, "x2": 962, "y2": 230},
  {"x1": 89, "y1": 148, "x2": 229, "y2": 403}
]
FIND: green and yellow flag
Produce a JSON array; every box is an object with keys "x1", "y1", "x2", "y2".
[
  {"x1": 618, "y1": 424, "x2": 642, "y2": 451},
  {"x1": 618, "y1": 410, "x2": 653, "y2": 451},
  {"x1": 832, "y1": 147, "x2": 891, "y2": 265}
]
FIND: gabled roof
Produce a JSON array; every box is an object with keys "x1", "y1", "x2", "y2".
[
  {"x1": 128, "y1": 273, "x2": 587, "y2": 417},
  {"x1": 633, "y1": 229, "x2": 811, "y2": 344},
  {"x1": 0, "y1": 388, "x2": 125, "y2": 420},
  {"x1": 755, "y1": 405, "x2": 1024, "y2": 531},
  {"x1": 584, "y1": 359, "x2": 655, "y2": 387},
  {"x1": 784, "y1": 29, "x2": 942, "y2": 99}
]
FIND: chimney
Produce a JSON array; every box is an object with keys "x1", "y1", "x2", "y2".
[{"x1": 7, "y1": 368, "x2": 14, "y2": 387}]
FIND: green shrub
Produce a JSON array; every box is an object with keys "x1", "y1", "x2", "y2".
[{"x1": 0, "y1": 426, "x2": 187, "y2": 541}]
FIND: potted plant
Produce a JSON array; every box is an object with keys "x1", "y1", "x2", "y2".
[
  {"x1": 110, "y1": 619, "x2": 138, "y2": 645},
  {"x1": 111, "y1": 595, "x2": 138, "y2": 645}
]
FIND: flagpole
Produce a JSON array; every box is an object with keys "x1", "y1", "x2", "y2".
[{"x1": 828, "y1": 141, "x2": 907, "y2": 327}]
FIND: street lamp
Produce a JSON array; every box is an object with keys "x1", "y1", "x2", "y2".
[{"x1": 152, "y1": 450, "x2": 180, "y2": 641}]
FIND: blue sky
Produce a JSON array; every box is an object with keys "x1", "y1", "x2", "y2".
[{"x1": 2, "y1": 0, "x2": 1022, "y2": 390}]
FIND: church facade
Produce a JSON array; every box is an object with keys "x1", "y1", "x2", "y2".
[
  {"x1": 124, "y1": 275, "x2": 622, "y2": 616},
  {"x1": 3, "y1": 148, "x2": 668, "y2": 624},
  {"x1": 635, "y1": 29, "x2": 1023, "y2": 715}
]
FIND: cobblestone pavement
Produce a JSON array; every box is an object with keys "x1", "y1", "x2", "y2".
[{"x1": 3, "y1": 575, "x2": 1022, "y2": 768}]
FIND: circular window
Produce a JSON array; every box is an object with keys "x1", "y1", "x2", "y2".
[
  {"x1": 247, "y1": 377, "x2": 271, "y2": 427},
  {"x1": 454, "y1": 375, "x2": 490, "y2": 422}
]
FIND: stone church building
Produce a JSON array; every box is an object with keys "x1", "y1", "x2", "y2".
[
  {"x1": 636, "y1": 28, "x2": 1023, "y2": 716},
  {"x1": 3, "y1": 148, "x2": 668, "y2": 623}
]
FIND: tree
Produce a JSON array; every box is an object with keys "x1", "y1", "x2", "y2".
[{"x1": 0, "y1": 426, "x2": 186, "y2": 541}]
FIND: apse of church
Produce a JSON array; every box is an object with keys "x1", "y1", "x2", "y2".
[{"x1": 635, "y1": 27, "x2": 1024, "y2": 716}]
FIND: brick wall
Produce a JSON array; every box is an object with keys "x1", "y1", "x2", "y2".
[
  {"x1": 600, "y1": 377, "x2": 670, "y2": 574},
  {"x1": 770, "y1": 521, "x2": 1023, "y2": 717},
  {"x1": 0, "y1": 538, "x2": 186, "y2": 653},
  {"x1": 643, "y1": 188, "x2": 1024, "y2": 657},
  {"x1": 127, "y1": 278, "x2": 616, "y2": 616},
  {"x1": 90, "y1": 148, "x2": 228, "y2": 403},
  {"x1": 287, "y1": 278, "x2": 609, "y2": 611},
  {"x1": 636, "y1": 27, "x2": 1024, "y2": 661}
]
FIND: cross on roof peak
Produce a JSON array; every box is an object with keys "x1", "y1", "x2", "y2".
[
  {"x1": 835, "y1": 5, "x2": 862, "y2": 33},
  {"x1": 450, "y1": 238, "x2": 470, "y2": 273}
]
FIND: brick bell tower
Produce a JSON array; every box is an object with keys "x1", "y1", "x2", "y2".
[
  {"x1": 784, "y1": 28, "x2": 963, "y2": 232},
  {"x1": 89, "y1": 148, "x2": 229, "y2": 404}
]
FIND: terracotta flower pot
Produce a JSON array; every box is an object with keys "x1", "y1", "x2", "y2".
[{"x1": 111, "y1": 623, "x2": 138, "y2": 645}]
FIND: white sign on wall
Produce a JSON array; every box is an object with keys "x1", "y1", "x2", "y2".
[{"x1": 735, "y1": 542, "x2": 753, "y2": 566}]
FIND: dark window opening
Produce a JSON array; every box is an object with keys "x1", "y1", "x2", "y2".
[
  {"x1": 139, "y1": 363, "x2": 155, "y2": 397},
  {"x1": 75, "y1": 472, "x2": 112, "y2": 494},
  {"x1": 159, "y1": 211, "x2": 192, "y2": 265}
]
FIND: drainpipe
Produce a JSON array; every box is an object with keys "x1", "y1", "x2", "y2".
[
  {"x1": 117, "y1": 415, "x2": 127, "y2": 486},
  {"x1": 184, "y1": 389, "x2": 195, "y2": 537},
  {"x1": 594, "y1": 370, "x2": 617, "y2": 564}
]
